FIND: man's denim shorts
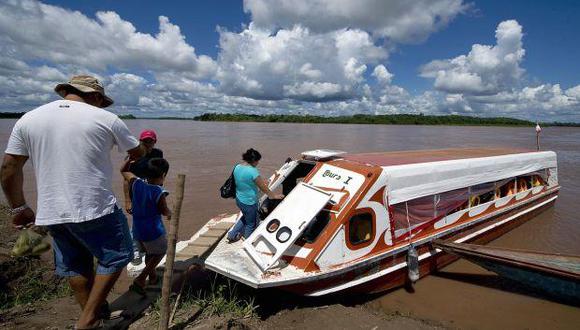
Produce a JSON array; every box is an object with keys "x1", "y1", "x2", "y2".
[{"x1": 47, "y1": 206, "x2": 133, "y2": 277}]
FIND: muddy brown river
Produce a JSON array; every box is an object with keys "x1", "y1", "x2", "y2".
[{"x1": 1, "y1": 119, "x2": 579, "y2": 329}]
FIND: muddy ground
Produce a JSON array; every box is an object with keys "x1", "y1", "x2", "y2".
[{"x1": 0, "y1": 206, "x2": 439, "y2": 330}]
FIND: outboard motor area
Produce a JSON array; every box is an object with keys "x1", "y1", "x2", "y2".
[{"x1": 244, "y1": 182, "x2": 332, "y2": 271}]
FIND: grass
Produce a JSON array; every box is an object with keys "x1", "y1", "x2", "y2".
[
  {"x1": 143, "y1": 275, "x2": 258, "y2": 327},
  {"x1": 190, "y1": 276, "x2": 257, "y2": 319},
  {"x1": 0, "y1": 257, "x2": 72, "y2": 311}
]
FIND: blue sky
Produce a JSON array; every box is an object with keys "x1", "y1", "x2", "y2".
[{"x1": 1, "y1": 0, "x2": 579, "y2": 121}]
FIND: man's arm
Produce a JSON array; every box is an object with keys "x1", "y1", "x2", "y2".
[
  {"x1": 120, "y1": 158, "x2": 137, "y2": 182},
  {"x1": 127, "y1": 145, "x2": 144, "y2": 160},
  {"x1": 120, "y1": 159, "x2": 138, "y2": 213},
  {"x1": 157, "y1": 194, "x2": 172, "y2": 218},
  {"x1": 1, "y1": 154, "x2": 34, "y2": 227},
  {"x1": 123, "y1": 179, "x2": 132, "y2": 214}
]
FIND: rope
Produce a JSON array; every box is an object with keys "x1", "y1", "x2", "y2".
[{"x1": 405, "y1": 202, "x2": 412, "y2": 246}]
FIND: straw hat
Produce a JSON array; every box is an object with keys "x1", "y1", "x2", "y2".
[{"x1": 54, "y1": 75, "x2": 114, "y2": 107}]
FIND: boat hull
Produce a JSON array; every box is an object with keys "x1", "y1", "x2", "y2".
[{"x1": 279, "y1": 190, "x2": 559, "y2": 296}]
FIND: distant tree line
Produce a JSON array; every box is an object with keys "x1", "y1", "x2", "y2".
[
  {"x1": 193, "y1": 113, "x2": 580, "y2": 127},
  {"x1": 0, "y1": 112, "x2": 25, "y2": 119},
  {"x1": 2, "y1": 111, "x2": 579, "y2": 127}
]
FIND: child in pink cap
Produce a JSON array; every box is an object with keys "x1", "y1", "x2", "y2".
[{"x1": 123, "y1": 129, "x2": 164, "y2": 265}]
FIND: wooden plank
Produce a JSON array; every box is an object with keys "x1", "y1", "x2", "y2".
[
  {"x1": 201, "y1": 229, "x2": 227, "y2": 238},
  {"x1": 188, "y1": 236, "x2": 218, "y2": 247},
  {"x1": 177, "y1": 246, "x2": 208, "y2": 258},
  {"x1": 210, "y1": 222, "x2": 234, "y2": 231}
]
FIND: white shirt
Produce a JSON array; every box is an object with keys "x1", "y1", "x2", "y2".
[{"x1": 5, "y1": 100, "x2": 139, "y2": 225}]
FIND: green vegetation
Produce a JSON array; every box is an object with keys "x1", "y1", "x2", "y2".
[
  {"x1": 193, "y1": 112, "x2": 543, "y2": 126},
  {"x1": 141, "y1": 276, "x2": 257, "y2": 329},
  {"x1": 189, "y1": 276, "x2": 257, "y2": 319},
  {"x1": 118, "y1": 114, "x2": 137, "y2": 119},
  {"x1": 0, "y1": 112, "x2": 26, "y2": 119},
  {"x1": 0, "y1": 257, "x2": 72, "y2": 311}
]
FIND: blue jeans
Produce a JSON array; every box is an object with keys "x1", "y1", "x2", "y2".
[
  {"x1": 47, "y1": 206, "x2": 133, "y2": 277},
  {"x1": 227, "y1": 199, "x2": 259, "y2": 240}
]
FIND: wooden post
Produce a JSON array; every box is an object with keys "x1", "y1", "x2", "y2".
[
  {"x1": 158, "y1": 174, "x2": 185, "y2": 330},
  {"x1": 535, "y1": 123, "x2": 542, "y2": 151}
]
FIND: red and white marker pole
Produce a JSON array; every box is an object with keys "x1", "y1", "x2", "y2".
[{"x1": 535, "y1": 123, "x2": 542, "y2": 151}]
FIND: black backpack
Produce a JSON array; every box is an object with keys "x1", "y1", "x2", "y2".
[{"x1": 220, "y1": 165, "x2": 237, "y2": 199}]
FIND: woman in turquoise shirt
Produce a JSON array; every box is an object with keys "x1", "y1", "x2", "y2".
[{"x1": 227, "y1": 148, "x2": 284, "y2": 242}]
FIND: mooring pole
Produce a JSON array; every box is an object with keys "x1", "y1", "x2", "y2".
[
  {"x1": 535, "y1": 123, "x2": 542, "y2": 151},
  {"x1": 159, "y1": 174, "x2": 185, "y2": 330}
]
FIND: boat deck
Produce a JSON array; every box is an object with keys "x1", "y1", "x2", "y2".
[
  {"x1": 204, "y1": 236, "x2": 310, "y2": 288},
  {"x1": 343, "y1": 147, "x2": 533, "y2": 167}
]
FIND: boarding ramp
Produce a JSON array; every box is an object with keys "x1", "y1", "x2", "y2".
[{"x1": 244, "y1": 182, "x2": 332, "y2": 271}]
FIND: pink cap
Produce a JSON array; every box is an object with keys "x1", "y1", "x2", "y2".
[{"x1": 139, "y1": 129, "x2": 157, "y2": 142}]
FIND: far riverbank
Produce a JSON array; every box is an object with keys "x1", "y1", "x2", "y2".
[{"x1": 2, "y1": 112, "x2": 580, "y2": 127}]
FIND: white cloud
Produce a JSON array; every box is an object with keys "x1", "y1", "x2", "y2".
[
  {"x1": 283, "y1": 82, "x2": 345, "y2": 100},
  {"x1": 372, "y1": 65, "x2": 394, "y2": 85},
  {"x1": 243, "y1": 0, "x2": 468, "y2": 43},
  {"x1": 216, "y1": 24, "x2": 386, "y2": 101},
  {"x1": 421, "y1": 20, "x2": 525, "y2": 95},
  {"x1": 0, "y1": 0, "x2": 216, "y2": 78}
]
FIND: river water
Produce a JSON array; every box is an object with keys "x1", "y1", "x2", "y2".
[{"x1": 1, "y1": 119, "x2": 578, "y2": 328}]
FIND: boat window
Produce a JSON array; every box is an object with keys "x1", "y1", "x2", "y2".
[
  {"x1": 495, "y1": 179, "x2": 516, "y2": 199},
  {"x1": 282, "y1": 162, "x2": 316, "y2": 195},
  {"x1": 407, "y1": 195, "x2": 436, "y2": 224},
  {"x1": 392, "y1": 195, "x2": 436, "y2": 239},
  {"x1": 300, "y1": 210, "x2": 331, "y2": 243},
  {"x1": 516, "y1": 177, "x2": 531, "y2": 192},
  {"x1": 532, "y1": 173, "x2": 545, "y2": 187},
  {"x1": 435, "y1": 188, "x2": 469, "y2": 217},
  {"x1": 349, "y1": 213, "x2": 373, "y2": 245},
  {"x1": 470, "y1": 182, "x2": 495, "y2": 206},
  {"x1": 391, "y1": 203, "x2": 408, "y2": 238}
]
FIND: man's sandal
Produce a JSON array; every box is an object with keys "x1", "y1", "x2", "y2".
[{"x1": 73, "y1": 319, "x2": 103, "y2": 330}]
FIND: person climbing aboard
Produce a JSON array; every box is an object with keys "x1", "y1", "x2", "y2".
[
  {"x1": 121, "y1": 157, "x2": 171, "y2": 295},
  {"x1": 226, "y1": 148, "x2": 284, "y2": 243},
  {"x1": 123, "y1": 129, "x2": 164, "y2": 266}
]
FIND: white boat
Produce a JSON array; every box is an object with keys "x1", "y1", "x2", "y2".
[{"x1": 131, "y1": 148, "x2": 560, "y2": 296}]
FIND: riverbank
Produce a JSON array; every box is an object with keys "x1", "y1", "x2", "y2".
[
  {"x1": 129, "y1": 273, "x2": 442, "y2": 330},
  {"x1": 0, "y1": 206, "x2": 440, "y2": 329},
  {"x1": 0, "y1": 205, "x2": 75, "y2": 328}
]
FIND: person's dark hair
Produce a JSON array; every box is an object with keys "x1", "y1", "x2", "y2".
[
  {"x1": 242, "y1": 148, "x2": 262, "y2": 163},
  {"x1": 146, "y1": 158, "x2": 169, "y2": 179}
]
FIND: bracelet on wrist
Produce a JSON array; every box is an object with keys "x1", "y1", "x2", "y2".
[{"x1": 10, "y1": 204, "x2": 29, "y2": 216}]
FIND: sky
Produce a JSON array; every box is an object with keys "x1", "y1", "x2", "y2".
[{"x1": 1, "y1": 0, "x2": 579, "y2": 122}]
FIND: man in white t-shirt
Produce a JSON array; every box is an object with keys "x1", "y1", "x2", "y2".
[{"x1": 1, "y1": 75, "x2": 142, "y2": 329}]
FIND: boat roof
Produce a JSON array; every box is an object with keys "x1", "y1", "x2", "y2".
[
  {"x1": 342, "y1": 148, "x2": 534, "y2": 167},
  {"x1": 343, "y1": 148, "x2": 557, "y2": 204}
]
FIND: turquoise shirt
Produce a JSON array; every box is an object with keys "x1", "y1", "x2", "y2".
[{"x1": 234, "y1": 164, "x2": 260, "y2": 205}]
